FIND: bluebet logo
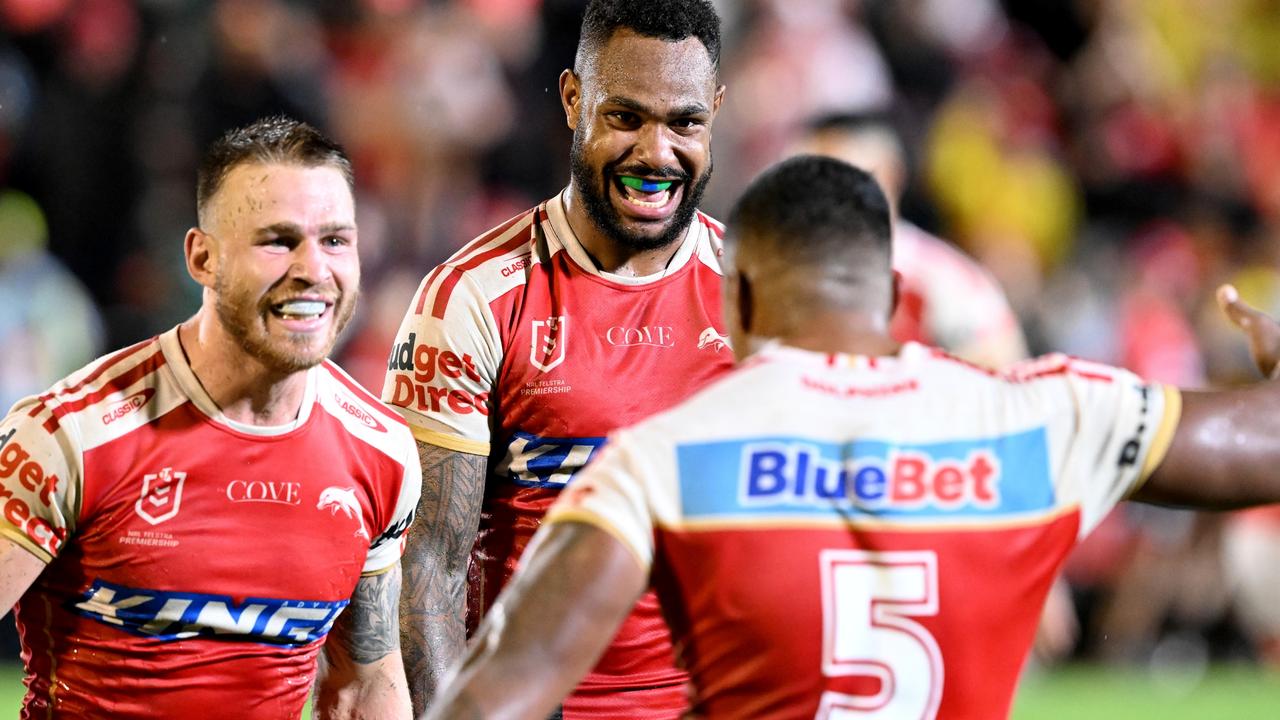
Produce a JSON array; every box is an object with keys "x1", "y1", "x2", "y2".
[
  {"x1": 676, "y1": 429, "x2": 1053, "y2": 521},
  {"x1": 497, "y1": 431, "x2": 607, "y2": 487},
  {"x1": 71, "y1": 579, "x2": 348, "y2": 645},
  {"x1": 740, "y1": 442, "x2": 999, "y2": 510}
]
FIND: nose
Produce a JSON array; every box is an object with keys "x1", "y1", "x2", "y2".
[
  {"x1": 288, "y1": 238, "x2": 334, "y2": 285},
  {"x1": 634, "y1": 122, "x2": 679, "y2": 171}
]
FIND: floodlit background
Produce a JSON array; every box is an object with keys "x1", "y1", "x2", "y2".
[{"x1": 4, "y1": 0, "x2": 1280, "y2": 715}]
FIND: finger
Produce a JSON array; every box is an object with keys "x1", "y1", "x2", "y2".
[
  {"x1": 1216, "y1": 284, "x2": 1258, "y2": 330},
  {"x1": 1216, "y1": 283, "x2": 1280, "y2": 378}
]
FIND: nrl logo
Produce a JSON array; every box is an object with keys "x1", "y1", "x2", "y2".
[
  {"x1": 697, "y1": 327, "x2": 730, "y2": 353},
  {"x1": 530, "y1": 316, "x2": 568, "y2": 373},
  {"x1": 135, "y1": 467, "x2": 186, "y2": 525},
  {"x1": 318, "y1": 487, "x2": 369, "y2": 540}
]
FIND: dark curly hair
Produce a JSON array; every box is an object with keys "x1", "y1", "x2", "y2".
[{"x1": 575, "y1": 0, "x2": 721, "y2": 72}]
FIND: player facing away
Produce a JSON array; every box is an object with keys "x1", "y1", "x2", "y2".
[
  {"x1": 0, "y1": 117, "x2": 420, "y2": 720},
  {"x1": 424, "y1": 155, "x2": 1280, "y2": 720},
  {"x1": 382, "y1": 0, "x2": 731, "y2": 716}
]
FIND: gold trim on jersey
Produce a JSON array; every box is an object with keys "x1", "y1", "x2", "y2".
[
  {"x1": 411, "y1": 426, "x2": 489, "y2": 456},
  {"x1": 1139, "y1": 385, "x2": 1182, "y2": 483},
  {"x1": 543, "y1": 508, "x2": 651, "y2": 572},
  {"x1": 0, "y1": 524, "x2": 53, "y2": 564},
  {"x1": 360, "y1": 561, "x2": 397, "y2": 578},
  {"x1": 659, "y1": 503, "x2": 1082, "y2": 534}
]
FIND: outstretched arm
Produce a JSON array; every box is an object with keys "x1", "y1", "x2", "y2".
[
  {"x1": 316, "y1": 565, "x2": 412, "y2": 720},
  {"x1": 401, "y1": 440, "x2": 487, "y2": 715},
  {"x1": 1135, "y1": 285, "x2": 1280, "y2": 508},
  {"x1": 423, "y1": 521, "x2": 646, "y2": 720}
]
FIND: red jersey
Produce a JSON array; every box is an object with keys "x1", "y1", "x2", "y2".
[
  {"x1": 548, "y1": 343, "x2": 1181, "y2": 719},
  {"x1": 0, "y1": 329, "x2": 421, "y2": 719},
  {"x1": 383, "y1": 192, "x2": 734, "y2": 717}
]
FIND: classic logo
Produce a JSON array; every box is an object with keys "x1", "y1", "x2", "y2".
[
  {"x1": 606, "y1": 325, "x2": 674, "y2": 348},
  {"x1": 530, "y1": 316, "x2": 568, "y2": 373},
  {"x1": 698, "y1": 327, "x2": 730, "y2": 353},
  {"x1": 135, "y1": 467, "x2": 186, "y2": 526},
  {"x1": 226, "y1": 480, "x2": 302, "y2": 506},
  {"x1": 334, "y1": 393, "x2": 387, "y2": 432},
  {"x1": 102, "y1": 389, "x2": 155, "y2": 426},
  {"x1": 318, "y1": 487, "x2": 369, "y2": 540}
]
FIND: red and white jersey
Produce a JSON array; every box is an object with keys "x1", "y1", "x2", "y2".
[
  {"x1": 383, "y1": 191, "x2": 734, "y2": 715},
  {"x1": 548, "y1": 342, "x2": 1180, "y2": 719},
  {"x1": 891, "y1": 222, "x2": 1026, "y2": 368},
  {"x1": 0, "y1": 328, "x2": 420, "y2": 720}
]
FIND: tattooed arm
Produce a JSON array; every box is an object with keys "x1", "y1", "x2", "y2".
[
  {"x1": 400, "y1": 440, "x2": 487, "y2": 715},
  {"x1": 315, "y1": 564, "x2": 412, "y2": 720}
]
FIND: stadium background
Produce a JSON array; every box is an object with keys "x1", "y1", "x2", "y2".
[{"x1": 3, "y1": 0, "x2": 1280, "y2": 715}]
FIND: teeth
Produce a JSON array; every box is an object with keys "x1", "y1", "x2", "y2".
[
  {"x1": 276, "y1": 300, "x2": 326, "y2": 318},
  {"x1": 621, "y1": 188, "x2": 671, "y2": 208}
]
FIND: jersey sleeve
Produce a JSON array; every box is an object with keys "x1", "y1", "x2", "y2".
[
  {"x1": 362, "y1": 435, "x2": 424, "y2": 576},
  {"x1": 0, "y1": 397, "x2": 80, "y2": 564},
  {"x1": 381, "y1": 271, "x2": 501, "y2": 456},
  {"x1": 543, "y1": 430, "x2": 658, "y2": 573},
  {"x1": 1052, "y1": 358, "x2": 1181, "y2": 538}
]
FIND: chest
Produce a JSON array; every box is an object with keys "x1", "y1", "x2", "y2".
[
  {"x1": 496, "y1": 259, "x2": 734, "y2": 439},
  {"x1": 66, "y1": 406, "x2": 385, "y2": 604}
]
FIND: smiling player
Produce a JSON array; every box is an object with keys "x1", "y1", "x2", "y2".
[
  {"x1": 0, "y1": 117, "x2": 420, "y2": 720},
  {"x1": 382, "y1": 1, "x2": 733, "y2": 717}
]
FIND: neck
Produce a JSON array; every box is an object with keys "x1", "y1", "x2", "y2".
[
  {"x1": 756, "y1": 309, "x2": 900, "y2": 358},
  {"x1": 177, "y1": 311, "x2": 309, "y2": 426},
  {"x1": 562, "y1": 185, "x2": 685, "y2": 277}
]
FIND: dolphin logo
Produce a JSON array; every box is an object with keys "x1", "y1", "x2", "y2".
[
  {"x1": 697, "y1": 327, "x2": 730, "y2": 353},
  {"x1": 317, "y1": 487, "x2": 369, "y2": 540}
]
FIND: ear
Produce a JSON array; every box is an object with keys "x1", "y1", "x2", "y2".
[
  {"x1": 185, "y1": 227, "x2": 217, "y2": 289},
  {"x1": 890, "y1": 269, "x2": 902, "y2": 319},
  {"x1": 712, "y1": 84, "x2": 726, "y2": 117},
  {"x1": 560, "y1": 69, "x2": 581, "y2": 130},
  {"x1": 736, "y1": 271, "x2": 755, "y2": 336}
]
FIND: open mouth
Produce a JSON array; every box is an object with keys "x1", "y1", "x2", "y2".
[
  {"x1": 613, "y1": 174, "x2": 682, "y2": 215},
  {"x1": 270, "y1": 298, "x2": 332, "y2": 323}
]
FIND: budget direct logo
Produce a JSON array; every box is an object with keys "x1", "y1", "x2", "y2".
[{"x1": 102, "y1": 389, "x2": 155, "y2": 426}]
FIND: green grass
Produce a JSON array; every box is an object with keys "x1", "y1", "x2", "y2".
[{"x1": 3, "y1": 662, "x2": 1279, "y2": 718}]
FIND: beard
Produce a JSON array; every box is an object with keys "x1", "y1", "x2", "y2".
[
  {"x1": 214, "y1": 274, "x2": 358, "y2": 375},
  {"x1": 569, "y1": 129, "x2": 712, "y2": 252}
]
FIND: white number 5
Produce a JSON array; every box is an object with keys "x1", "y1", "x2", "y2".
[{"x1": 817, "y1": 549, "x2": 943, "y2": 719}]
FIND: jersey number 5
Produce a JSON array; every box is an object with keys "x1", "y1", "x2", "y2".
[{"x1": 817, "y1": 549, "x2": 943, "y2": 719}]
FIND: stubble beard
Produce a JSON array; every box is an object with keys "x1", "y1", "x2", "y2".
[{"x1": 214, "y1": 273, "x2": 358, "y2": 375}]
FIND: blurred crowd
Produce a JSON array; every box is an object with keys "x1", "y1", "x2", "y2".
[{"x1": 4, "y1": 0, "x2": 1280, "y2": 678}]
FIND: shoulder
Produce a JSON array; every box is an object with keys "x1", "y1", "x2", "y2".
[
  {"x1": 19, "y1": 335, "x2": 169, "y2": 441},
  {"x1": 409, "y1": 205, "x2": 547, "y2": 321},
  {"x1": 317, "y1": 361, "x2": 415, "y2": 453}
]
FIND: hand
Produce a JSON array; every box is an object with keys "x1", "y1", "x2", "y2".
[{"x1": 1217, "y1": 284, "x2": 1280, "y2": 379}]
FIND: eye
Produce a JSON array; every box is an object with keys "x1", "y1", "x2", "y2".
[
  {"x1": 322, "y1": 234, "x2": 351, "y2": 247},
  {"x1": 607, "y1": 111, "x2": 642, "y2": 128},
  {"x1": 671, "y1": 117, "x2": 706, "y2": 133}
]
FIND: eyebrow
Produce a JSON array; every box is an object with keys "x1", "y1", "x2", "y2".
[
  {"x1": 254, "y1": 222, "x2": 356, "y2": 237},
  {"x1": 605, "y1": 96, "x2": 710, "y2": 119}
]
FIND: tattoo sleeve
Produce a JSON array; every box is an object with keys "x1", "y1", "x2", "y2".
[
  {"x1": 400, "y1": 440, "x2": 487, "y2": 715},
  {"x1": 329, "y1": 565, "x2": 403, "y2": 664}
]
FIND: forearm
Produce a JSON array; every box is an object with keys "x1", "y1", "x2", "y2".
[
  {"x1": 425, "y1": 522, "x2": 647, "y2": 720},
  {"x1": 315, "y1": 653, "x2": 411, "y2": 720},
  {"x1": 399, "y1": 537, "x2": 468, "y2": 708},
  {"x1": 402, "y1": 440, "x2": 487, "y2": 713},
  {"x1": 316, "y1": 566, "x2": 412, "y2": 720}
]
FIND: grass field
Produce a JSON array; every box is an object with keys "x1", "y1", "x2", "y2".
[{"x1": 3, "y1": 662, "x2": 1279, "y2": 718}]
